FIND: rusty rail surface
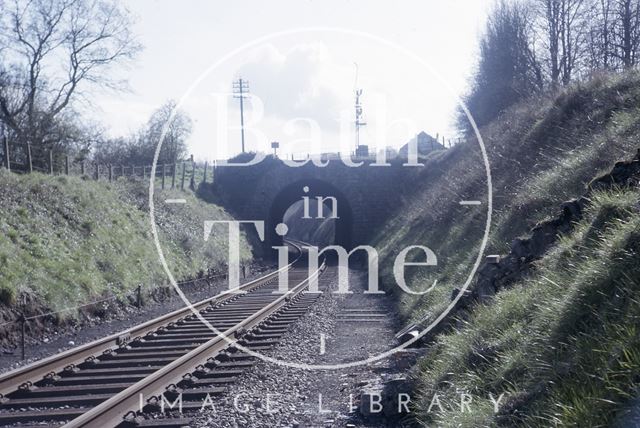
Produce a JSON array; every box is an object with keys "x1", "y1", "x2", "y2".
[
  {"x1": 67, "y1": 247, "x2": 324, "y2": 427},
  {"x1": 0, "y1": 243, "x2": 302, "y2": 399}
]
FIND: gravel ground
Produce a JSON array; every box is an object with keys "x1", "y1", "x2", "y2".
[
  {"x1": 0, "y1": 264, "x2": 273, "y2": 374},
  {"x1": 193, "y1": 265, "x2": 419, "y2": 428}
]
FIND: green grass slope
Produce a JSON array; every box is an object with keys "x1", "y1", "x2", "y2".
[
  {"x1": 417, "y1": 188, "x2": 640, "y2": 426},
  {"x1": 369, "y1": 70, "x2": 640, "y2": 425},
  {"x1": 374, "y1": 70, "x2": 640, "y2": 320},
  {"x1": 0, "y1": 171, "x2": 252, "y2": 313}
]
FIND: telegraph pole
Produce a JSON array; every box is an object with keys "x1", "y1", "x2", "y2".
[
  {"x1": 354, "y1": 89, "x2": 366, "y2": 150},
  {"x1": 233, "y1": 78, "x2": 249, "y2": 153},
  {"x1": 353, "y1": 63, "x2": 367, "y2": 156}
]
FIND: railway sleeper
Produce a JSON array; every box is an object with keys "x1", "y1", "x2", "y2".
[
  {"x1": 209, "y1": 360, "x2": 254, "y2": 369},
  {"x1": 49, "y1": 373, "x2": 147, "y2": 386},
  {"x1": 129, "y1": 272, "x2": 321, "y2": 425},
  {"x1": 195, "y1": 317, "x2": 254, "y2": 324},
  {"x1": 254, "y1": 326, "x2": 289, "y2": 334},
  {"x1": 171, "y1": 321, "x2": 243, "y2": 328},
  {"x1": 269, "y1": 315, "x2": 302, "y2": 322},
  {"x1": 214, "y1": 352, "x2": 253, "y2": 362},
  {"x1": 197, "y1": 311, "x2": 266, "y2": 318},
  {"x1": 264, "y1": 320, "x2": 298, "y2": 327},
  {"x1": 89, "y1": 356, "x2": 181, "y2": 367},
  {"x1": 196, "y1": 369, "x2": 245, "y2": 379},
  {"x1": 141, "y1": 397, "x2": 223, "y2": 417},
  {"x1": 120, "y1": 343, "x2": 198, "y2": 352},
  {"x1": 161, "y1": 326, "x2": 233, "y2": 334},
  {"x1": 238, "y1": 339, "x2": 280, "y2": 347},
  {"x1": 220, "y1": 301, "x2": 280, "y2": 307},
  {"x1": 244, "y1": 332, "x2": 283, "y2": 340},
  {"x1": 0, "y1": 406, "x2": 86, "y2": 425},
  {"x1": 132, "y1": 338, "x2": 209, "y2": 347},
  {"x1": 107, "y1": 350, "x2": 190, "y2": 360},
  {"x1": 67, "y1": 366, "x2": 164, "y2": 377},
  {"x1": 188, "y1": 377, "x2": 237, "y2": 386},
  {"x1": 238, "y1": 345, "x2": 273, "y2": 352},
  {"x1": 213, "y1": 301, "x2": 278, "y2": 308},
  {"x1": 143, "y1": 333, "x2": 218, "y2": 341},
  {"x1": 0, "y1": 393, "x2": 113, "y2": 409},
  {"x1": 9, "y1": 382, "x2": 130, "y2": 398}
]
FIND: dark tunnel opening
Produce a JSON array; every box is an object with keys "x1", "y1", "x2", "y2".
[{"x1": 266, "y1": 179, "x2": 353, "y2": 256}]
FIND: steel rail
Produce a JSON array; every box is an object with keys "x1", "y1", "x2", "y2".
[
  {"x1": 65, "y1": 247, "x2": 324, "y2": 427},
  {"x1": 0, "y1": 245, "x2": 302, "y2": 398}
]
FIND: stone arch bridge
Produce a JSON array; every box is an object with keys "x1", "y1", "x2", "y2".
[{"x1": 210, "y1": 156, "x2": 422, "y2": 255}]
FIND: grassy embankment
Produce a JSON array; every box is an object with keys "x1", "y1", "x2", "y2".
[
  {"x1": 371, "y1": 71, "x2": 640, "y2": 426},
  {"x1": 0, "y1": 172, "x2": 252, "y2": 314}
]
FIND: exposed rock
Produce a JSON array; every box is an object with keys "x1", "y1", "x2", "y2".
[
  {"x1": 403, "y1": 147, "x2": 640, "y2": 345},
  {"x1": 472, "y1": 148, "x2": 640, "y2": 301},
  {"x1": 589, "y1": 148, "x2": 640, "y2": 191}
]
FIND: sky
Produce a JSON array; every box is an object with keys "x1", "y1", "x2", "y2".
[{"x1": 88, "y1": 0, "x2": 493, "y2": 161}]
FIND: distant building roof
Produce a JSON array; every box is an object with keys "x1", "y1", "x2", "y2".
[{"x1": 398, "y1": 131, "x2": 445, "y2": 157}]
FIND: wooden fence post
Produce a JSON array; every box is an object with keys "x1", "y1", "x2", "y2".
[
  {"x1": 189, "y1": 155, "x2": 195, "y2": 190},
  {"x1": 65, "y1": 155, "x2": 69, "y2": 175},
  {"x1": 120, "y1": 165, "x2": 124, "y2": 178},
  {"x1": 20, "y1": 313, "x2": 26, "y2": 361},
  {"x1": 26, "y1": 143, "x2": 33, "y2": 173},
  {"x1": 95, "y1": 163, "x2": 99, "y2": 180},
  {"x1": 131, "y1": 165, "x2": 135, "y2": 178},
  {"x1": 202, "y1": 161, "x2": 208, "y2": 184},
  {"x1": 81, "y1": 160, "x2": 85, "y2": 175},
  {"x1": 181, "y1": 161, "x2": 186, "y2": 190},
  {"x1": 3, "y1": 136, "x2": 9, "y2": 171},
  {"x1": 136, "y1": 285, "x2": 142, "y2": 308},
  {"x1": 109, "y1": 165, "x2": 113, "y2": 182},
  {"x1": 143, "y1": 166, "x2": 146, "y2": 179},
  {"x1": 161, "y1": 164, "x2": 166, "y2": 189},
  {"x1": 49, "y1": 150, "x2": 54, "y2": 174},
  {"x1": 171, "y1": 163, "x2": 176, "y2": 189}
]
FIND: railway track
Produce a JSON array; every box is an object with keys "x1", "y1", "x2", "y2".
[{"x1": 0, "y1": 241, "x2": 324, "y2": 427}]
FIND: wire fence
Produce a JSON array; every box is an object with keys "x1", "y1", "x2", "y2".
[
  {"x1": 0, "y1": 268, "x2": 231, "y2": 327},
  {"x1": 0, "y1": 137, "x2": 216, "y2": 190},
  {"x1": 0, "y1": 265, "x2": 252, "y2": 360},
  {"x1": 1, "y1": 134, "x2": 461, "y2": 183}
]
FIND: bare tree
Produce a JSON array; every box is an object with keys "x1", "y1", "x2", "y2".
[
  {"x1": 536, "y1": 0, "x2": 591, "y2": 85},
  {"x1": 93, "y1": 100, "x2": 192, "y2": 166},
  {"x1": 587, "y1": 0, "x2": 615, "y2": 70},
  {"x1": 458, "y1": 0, "x2": 640, "y2": 135},
  {"x1": 543, "y1": 0, "x2": 563, "y2": 84},
  {"x1": 611, "y1": 0, "x2": 640, "y2": 67},
  {"x1": 144, "y1": 100, "x2": 192, "y2": 165},
  {"x1": 0, "y1": 0, "x2": 140, "y2": 148},
  {"x1": 585, "y1": 0, "x2": 640, "y2": 70},
  {"x1": 460, "y1": 0, "x2": 542, "y2": 131}
]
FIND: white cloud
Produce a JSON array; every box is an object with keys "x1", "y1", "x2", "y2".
[{"x1": 235, "y1": 43, "x2": 345, "y2": 132}]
